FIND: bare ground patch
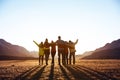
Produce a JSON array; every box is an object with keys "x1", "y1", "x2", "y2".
[{"x1": 0, "y1": 60, "x2": 120, "y2": 80}]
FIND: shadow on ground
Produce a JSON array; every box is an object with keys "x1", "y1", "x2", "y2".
[
  {"x1": 14, "y1": 64, "x2": 117, "y2": 80},
  {"x1": 14, "y1": 65, "x2": 46, "y2": 80}
]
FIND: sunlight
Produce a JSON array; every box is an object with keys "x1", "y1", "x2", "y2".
[{"x1": 0, "y1": 0, "x2": 120, "y2": 55}]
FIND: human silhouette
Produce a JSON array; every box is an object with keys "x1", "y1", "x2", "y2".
[
  {"x1": 33, "y1": 40, "x2": 44, "y2": 65},
  {"x1": 44, "y1": 38, "x2": 50, "y2": 65},
  {"x1": 64, "y1": 41, "x2": 69, "y2": 64},
  {"x1": 69, "y1": 39, "x2": 78, "y2": 64},
  {"x1": 50, "y1": 40, "x2": 56, "y2": 64},
  {"x1": 56, "y1": 36, "x2": 65, "y2": 65}
]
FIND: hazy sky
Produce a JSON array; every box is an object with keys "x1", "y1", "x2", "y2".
[{"x1": 0, "y1": 0, "x2": 120, "y2": 54}]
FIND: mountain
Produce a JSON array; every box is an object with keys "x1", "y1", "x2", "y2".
[
  {"x1": 82, "y1": 39, "x2": 120, "y2": 59},
  {"x1": 0, "y1": 39, "x2": 34, "y2": 60}
]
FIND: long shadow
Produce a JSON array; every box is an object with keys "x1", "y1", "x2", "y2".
[
  {"x1": 59, "y1": 64, "x2": 71, "y2": 80},
  {"x1": 65, "y1": 65, "x2": 117, "y2": 80},
  {"x1": 78, "y1": 65, "x2": 117, "y2": 80},
  {"x1": 14, "y1": 65, "x2": 40, "y2": 80},
  {"x1": 48, "y1": 64, "x2": 54, "y2": 80},
  {"x1": 30, "y1": 65, "x2": 47, "y2": 80},
  {"x1": 64, "y1": 65, "x2": 92, "y2": 80}
]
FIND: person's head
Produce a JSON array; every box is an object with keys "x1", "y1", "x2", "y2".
[
  {"x1": 45, "y1": 38, "x2": 48, "y2": 42},
  {"x1": 51, "y1": 40, "x2": 54, "y2": 43},
  {"x1": 69, "y1": 40, "x2": 72, "y2": 43},
  {"x1": 41, "y1": 41, "x2": 43, "y2": 43},
  {"x1": 41, "y1": 42, "x2": 43, "y2": 45},
  {"x1": 58, "y1": 36, "x2": 61, "y2": 40}
]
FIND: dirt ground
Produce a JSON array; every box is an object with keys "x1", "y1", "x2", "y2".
[{"x1": 0, "y1": 59, "x2": 120, "y2": 80}]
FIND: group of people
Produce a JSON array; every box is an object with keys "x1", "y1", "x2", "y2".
[{"x1": 33, "y1": 36, "x2": 78, "y2": 65}]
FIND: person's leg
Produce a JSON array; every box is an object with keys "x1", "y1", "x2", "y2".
[
  {"x1": 64, "y1": 50, "x2": 66, "y2": 65},
  {"x1": 51, "y1": 53, "x2": 53, "y2": 64},
  {"x1": 62, "y1": 53, "x2": 65, "y2": 64},
  {"x1": 53, "y1": 55, "x2": 55, "y2": 64},
  {"x1": 62, "y1": 52, "x2": 65, "y2": 65},
  {"x1": 52, "y1": 56, "x2": 54, "y2": 64},
  {"x1": 64, "y1": 54, "x2": 66, "y2": 64},
  {"x1": 69, "y1": 53, "x2": 71, "y2": 64},
  {"x1": 44, "y1": 51, "x2": 47, "y2": 65},
  {"x1": 39, "y1": 55, "x2": 40, "y2": 65},
  {"x1": 40, "y1": 56, "x2": 42, "y2": 65},
  {"x1": 65, "y1": 54, "x2": 67, "y2": 65},
  {"x1": 42, "y1": 56, "x2": 43, "y2": 65},
  {"x1": 66, "y1": 53, "x2": 68, "y2": 64},
  {"x1": 46, "y1": 55, "x2": 48, "y2": 65},
  {"x1": 58, "y1": 51, "x2": 60, "y2": 65},
  {"x1": 73, "y1": 52, "x2": 75, "y2": 64},
  {"x1": 46, "y1": 50, "x2": 50, "y2": 65},
  {"x1": 52, "y1": 52, "x2": 55, "y2": 64},
  {"x1": 46, "y1": 54, "x2": 49, "y2": 65}
]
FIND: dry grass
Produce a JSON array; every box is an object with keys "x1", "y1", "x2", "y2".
[{"x1": 0, "y1": 59, "x2": 120, "y2": 80}]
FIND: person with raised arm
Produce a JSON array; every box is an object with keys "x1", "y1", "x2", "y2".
[
  {"x1": 33, "y1": 40, "x2": 44, "y2": 65},
  {"x1": 69, "y1": 39, "x2": 78, "y2": 64}
]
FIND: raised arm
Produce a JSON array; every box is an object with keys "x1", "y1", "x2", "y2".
[
  {"x1": 74, "y1": 39, "x2": 78, "y2": 45},
  {"x1": 33, "y1": 40, "x2": 39, "y2": 47}
]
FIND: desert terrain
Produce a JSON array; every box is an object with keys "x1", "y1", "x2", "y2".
[{"x1": 0, "y1": 59, "x2": 120, "y2": 80}]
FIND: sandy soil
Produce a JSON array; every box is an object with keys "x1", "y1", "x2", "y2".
[{"x1": 0, "y1": 59, "x2": 120, "y2": 80}]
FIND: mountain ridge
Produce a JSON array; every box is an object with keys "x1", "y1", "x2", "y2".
[
  {"x1": 0, "y1": 39, "x2": 34, "y2": 60},
  {"x1": 82, "y1": 39, "x2": 120, "y2": 59}
]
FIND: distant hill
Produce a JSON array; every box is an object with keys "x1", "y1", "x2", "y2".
[
  {"x1": 76, "y1": 51, "x2": 93, "y2": 59},
  {"x1": 79, "y1": 51, "x2": 93, "y2": 59},
  {"x1": 0, "y1": 39, "x2": 35, "y2": 60},
  {"x1": 82, "y1": 39, "x2": 120, "y2": 59}
]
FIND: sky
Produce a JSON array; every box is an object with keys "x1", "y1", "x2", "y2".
[{"x1": 0, "y1": 0, "x2": 120, "y2": 54}]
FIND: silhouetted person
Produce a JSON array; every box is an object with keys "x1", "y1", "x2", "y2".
[
  {"x1": 50, "y1": 40, "x2": 56, "y2": 64},
  {"x1": 69, "y1": 39, "x2": 78, "y2": 64},
  {"x1": 33, "y1": 40, "x2": 44, "y2": 65},
  {"x1": 44, "y1": 38, "x2": 50, "y2": 65},
  {"x1": 64, "y1": 41, "x2": 69, "y2": 64},
  {"x1": 56, "y1": 36, "x2": 65, "y2": 65}
]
